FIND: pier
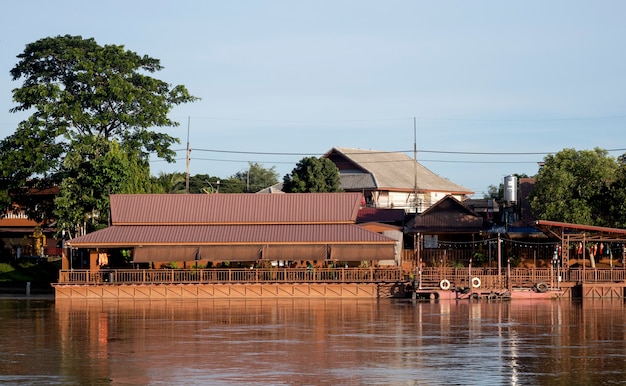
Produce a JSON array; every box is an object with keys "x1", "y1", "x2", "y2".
[{"x1": 52, "y1": 266, "x2": 626, "y2": 299}]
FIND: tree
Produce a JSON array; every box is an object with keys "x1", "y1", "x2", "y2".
[
  {"x1": 282, "y1": 157, "x2": 342, "y2": 193},
  {"x1": 153, "y1": 172, "x2": 186, "y2": 194},
  {"x1": 607, "y1": 154, "x2": 626, "y2": 228},
  {"x1": 232, "y1": 162, "x2": 279, "y2": 193},
  {"x1": 1, "y1": 35, "x2": 198, "y2": 236},
  {"x1": 484, "y1": 184, "x2": 503, "y2": 201},
  {"x1": 188, "y1": 174, "x2": 221, "y2": 194},
  {"x1": 529, "y1": 148, "x2": 617, "y2": 226}
]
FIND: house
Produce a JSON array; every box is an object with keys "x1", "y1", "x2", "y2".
[
  {"x1": 0, "y1": 186, "x2": 60, "y2": 258},
  {"x1": 323, "y1": 147, "x2": 473, "y2": 213},
  {"x1": 65, "y1": 193, "x2": 398, "y2": 271},
  {"x1": 404, "y1": 195, "x2": 486, "y2": 266}
]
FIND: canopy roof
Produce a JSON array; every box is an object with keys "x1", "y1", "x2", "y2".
[{"x1": 534, "y1": 220, "x2": 626, "y2": 242}]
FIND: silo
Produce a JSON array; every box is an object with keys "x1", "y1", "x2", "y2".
[{"x1": 504, "y1": 175, "x2": 518, "y2": 204}]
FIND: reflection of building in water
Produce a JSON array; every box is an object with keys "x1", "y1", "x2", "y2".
[{"x1": 50, "y1": 299, "x2": 626, "y2": 385}]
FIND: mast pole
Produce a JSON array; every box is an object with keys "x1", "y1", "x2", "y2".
[{"x1": 185, "y1": 116, "x2": 191, "y2": 194}]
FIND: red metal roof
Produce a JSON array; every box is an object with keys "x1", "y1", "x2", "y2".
[
  {"x1": 68, "y1": 224, "x2": 396, "y2": 247},
  {"x1": 534, "y1": 220, "x2": 626, "y2": 240},
  {"x1": 110, "y1": 193, "x2": 363, "y2": 225}
]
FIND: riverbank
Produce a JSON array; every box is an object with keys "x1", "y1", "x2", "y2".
[{"x1": 0, "y1": 282, "x2": 54, "y2": 295}]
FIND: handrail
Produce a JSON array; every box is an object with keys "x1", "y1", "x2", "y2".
[
  {"x1": 418, "y1": 267, "x2": 626, "y2": 289},
  {"x1": 56, "y1": 267, "x2": 405, "y2": 285},
  {"x1": 56, "y1": 267, "x2": 626, "y2": 288}
]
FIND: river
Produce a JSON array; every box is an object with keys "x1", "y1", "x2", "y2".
[{"x1": 0, "y1": 296, "x2": 625, "y2": 385}]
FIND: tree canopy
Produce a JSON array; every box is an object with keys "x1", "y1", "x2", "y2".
[
  {"x1": 282, "y1": 157, "x2": 342, "y2": 193},
  {"x1": 228, "y1": 162, "x2": 279, "y2": 193},
  {"x1": 529, "y1": 148, "x2": 620, "y2": 227},
  {"x1": 1, "y1": 35, "x2": 198, "y2": 236}
]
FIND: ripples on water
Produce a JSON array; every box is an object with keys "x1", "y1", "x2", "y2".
[{"x1": 0, "y1": 297, "x2": 625, "y2": 385}]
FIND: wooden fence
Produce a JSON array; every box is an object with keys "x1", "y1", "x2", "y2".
[
  {"x1": 57, "y1": 265, "x2": 626, "y2": 290},
  {"x1": 417, "y1": 267, "x2": 626, "y2": 290}
]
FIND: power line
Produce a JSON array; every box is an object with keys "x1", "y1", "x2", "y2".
[
  {"x1": 150, "y1": 146, "x2": 626, "y2": 167},
  {"x1": 189, "y1": 147, "x2": 626, "y2": 157},
  {"x1": 192, "y1": 157, "x2": 296, "y2": 165},
  {"x1": 177, "y1": 113, "x2": 626, "y2": 123}
]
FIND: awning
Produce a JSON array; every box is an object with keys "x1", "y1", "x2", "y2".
[
  {"x1": 198, "y1": 245, "x2": 262, "y2": 262},
  {"x1": 133, "y1": 245, "x2": 264, "y2": 263},
  {"x1": 329, "y1": 244, "x2": 395, "y2": 261},
  {"x1": 131, "y1": 243, "x2": 394, "y2": 263},
  {"x1": 133, "y1": 246, "x2": 198, "y2": 263},
  {"x1": 261, "y1": 245, "x2": 328, "y2": 261}
]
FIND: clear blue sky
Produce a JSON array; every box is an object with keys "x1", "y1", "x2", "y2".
[{"x1": 2, "y1": 1, "x2": 625, "y2": 197}]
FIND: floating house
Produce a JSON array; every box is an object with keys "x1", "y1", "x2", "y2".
[{"x1": 64, "y1": 192, "x2": 398, "y2": 270}]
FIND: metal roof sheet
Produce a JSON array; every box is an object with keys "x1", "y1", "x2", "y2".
[
  {"x1": 68, "y1": 224, "x2": 397, "y2": 247},
  {"x1": 110, "y1": 192, "x2": 363, "y2": 225},
  {"x1": 407, "y1": 196, "x2": 483, "y2": 233}
]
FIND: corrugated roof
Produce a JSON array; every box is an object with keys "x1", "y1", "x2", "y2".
[
  {"x1": 110, "y1": 192, "x2": 363, "y2": 225},
  {"x1": 327, "y1": 147, "x2": 473, "y2": 194},
  {"x1": 407, "y1": 196, "x2": 483, "y2": 233},
  {"x1": 339, "y1": 173, "x2": 377, "y2": 190},
  {"x1": 68, "y1": 224, "x2": 396, "y2": 248}
]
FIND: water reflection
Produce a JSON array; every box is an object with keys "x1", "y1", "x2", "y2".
[{"x1": 0, "y1": 298, "x2": 625, "y2": 385}]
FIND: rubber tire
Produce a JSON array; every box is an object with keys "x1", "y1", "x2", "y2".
[{"x1": 535, "y1": 282, "x2": 548, "y2": 293}]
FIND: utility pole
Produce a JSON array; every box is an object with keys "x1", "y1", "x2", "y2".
[
  {"x1": 413, "y1": 117, "x2": 421, "y2": 291},
  {"x1": 185, "y1": 116, "x2": 191, "y2": 194},
  {"x1": 413, "y1": 117, "x2": 418, "y2": 213}
]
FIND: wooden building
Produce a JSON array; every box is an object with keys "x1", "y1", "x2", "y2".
[{"x1": 65, "y1": 192, "x2": 398, "y2": 271}]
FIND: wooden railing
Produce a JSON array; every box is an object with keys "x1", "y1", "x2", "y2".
[
  {"x1": 416, "y1": 267, "x2": 626, "y2": 289},
  {"x1": 569, "y1": 269, "x2": 626, "y2": 283},
  {"x1": 56, "y1": 267, "x2": 626, "y2": 288},
  {"x1": 57, "y1": 267, "x2": 405, "y2": 285}
]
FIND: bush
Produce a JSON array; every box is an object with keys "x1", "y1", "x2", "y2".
[{"x1": 0, "y1": 259, "x2": 60, "y2": 283}]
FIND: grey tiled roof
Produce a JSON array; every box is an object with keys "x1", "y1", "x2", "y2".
[{"x1": 339, "y1": 173, "x2": 377, "y2": 190}]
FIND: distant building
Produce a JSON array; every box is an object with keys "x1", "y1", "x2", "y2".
[
  {"x1": 0, "y1": 186, "x2": 60, "y2": 258},
  {"x1": 323, "y1": 147, "x2": 473, "y2": 213}
]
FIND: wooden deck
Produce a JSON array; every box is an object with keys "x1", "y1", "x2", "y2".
[{"x1": 53, "y1": 267, "x2": 626, "y2": 299}]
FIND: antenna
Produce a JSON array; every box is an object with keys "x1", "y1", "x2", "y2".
[
  {"x1": 413, "y1": 117, "x2": 418, "y2": 212},
  {"x1": 185, "y1": 116, "x2": 191, "y2": 194}
]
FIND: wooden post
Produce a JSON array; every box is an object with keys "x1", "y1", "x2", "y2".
[
  {"x1": 61, "y1": 248, "x2": 70, "y2": 270},
  {"x1": 497, "y1": 234, "x2": 502, "y2": 288},
  {"x1": 89, "y1": 250, "x2": 99, "y2": 272}
]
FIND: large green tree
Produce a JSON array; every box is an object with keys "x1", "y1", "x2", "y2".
[
  {"x1": 1, "y1": 35, "x2": 197, "y2": 236},
  {"x1": 282, "y1": 157, "x2": 342, "y2": 193},
  {"x1": 529, "y1": 148, "x2": 618, "y2": 226},
  {"x1": 607, "y1": 154, "x2": 626, "y2": 228}
]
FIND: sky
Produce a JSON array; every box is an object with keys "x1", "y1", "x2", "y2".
[{"x1": 2, "y1": 1, "x2": 626, "y2": 197}]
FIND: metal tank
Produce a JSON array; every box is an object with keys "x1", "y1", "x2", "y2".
[{"x1": 504, "y1": 175, "x2": 518, "y2": 204}]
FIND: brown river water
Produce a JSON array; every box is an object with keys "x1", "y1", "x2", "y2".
[{"x1": 1, "y1": 296, "x2": 625, "y2": 385}]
